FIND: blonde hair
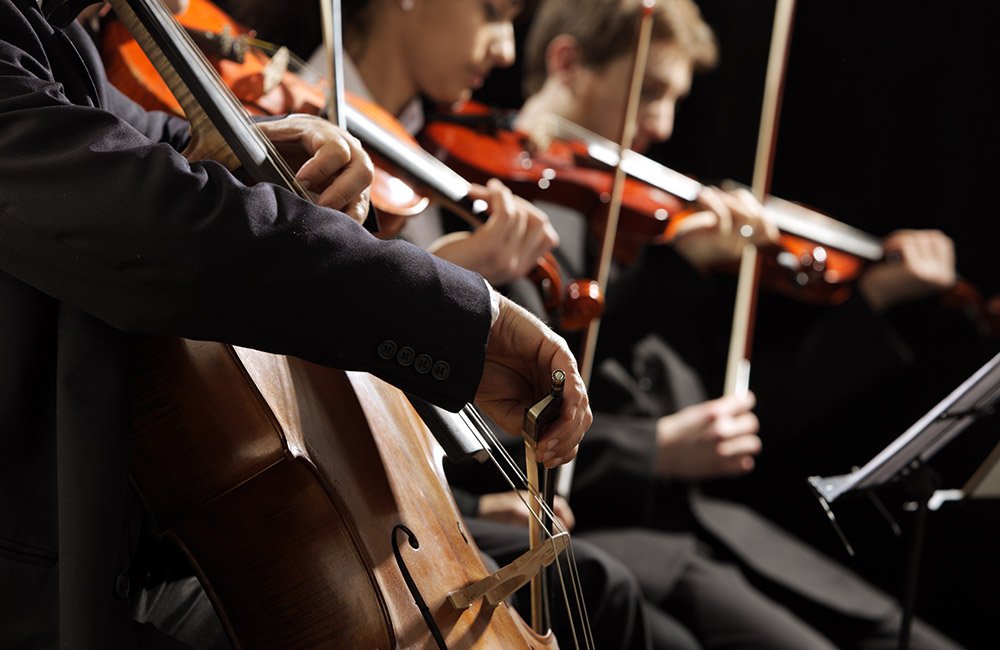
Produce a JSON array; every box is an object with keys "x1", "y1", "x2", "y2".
[{"x1": 522, "y1": 0, "x2": 718, "y2": 95}]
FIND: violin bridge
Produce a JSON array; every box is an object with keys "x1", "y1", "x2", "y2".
[{"x1": 447, "y1": 532, "x2": 570, "y2": 610}]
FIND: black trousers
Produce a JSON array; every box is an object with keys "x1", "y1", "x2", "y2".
[
  {"x1": 465, "y1": 517, "x2": 653, "y2": 650},
  {"x1": 585, "y1": 528, "x2": 963, "y2": 650}
]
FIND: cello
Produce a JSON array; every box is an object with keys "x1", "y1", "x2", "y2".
[{"x1": 110, "y1": 0, "x2": 587, "y2": 645}]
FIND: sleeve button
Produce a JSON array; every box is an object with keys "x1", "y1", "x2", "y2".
[
  {"x1": 377, "y1": 340, "x2": 397, "y2": 360},
  {"x1": 396, "y1": 346, "x2": 415, "y2": 366},
  {"x1": 432, "y1": 361, "x2": 450, "y2": 381},
  {"x1": 414, "y1": 354, "x2": 433, "y2": 374}
]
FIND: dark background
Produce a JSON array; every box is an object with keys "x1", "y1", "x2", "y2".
[{"x1": 477, "y1": 2, "x2": 1000, "y2": 647}]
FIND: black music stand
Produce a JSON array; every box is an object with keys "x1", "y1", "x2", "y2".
[{"x1": 808, "y1": 350, "x2": 1000, "y2": 650}]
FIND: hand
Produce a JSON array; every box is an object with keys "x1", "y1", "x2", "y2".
[
  {"x1": 478, "y1": 491, "x2": 576, "y2": 531},
  {"x1": 257, "y1": 115, "x2": 374, "y2": 225},
  {"x1": 670, "y1": 186, "x2": 779, "y2": 271},
  {"x1": 430, "y1": 179, "x2": 559, "y2": 285},
  {"x1": 858, "y1": 229, "x2": 956, "y2": 312},
  {"x1": 655, "y1": 393, "x2": 762, "y2": 480},
  {"x1": 475, "y1": 295, "x2": 591, "y2": 469}
]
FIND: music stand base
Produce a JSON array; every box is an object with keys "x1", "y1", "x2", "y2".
[{"x1": 896, "y1": 463, "x2": 940, "y2": 650}]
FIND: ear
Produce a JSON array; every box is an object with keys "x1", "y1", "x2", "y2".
[{"x1": 545, "y1": 34, "x2": 584, "y2": 88}]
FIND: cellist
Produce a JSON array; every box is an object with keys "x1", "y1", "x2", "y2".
[{"x1": 0, "y1": 1, "x2": 592, "y2": 648}]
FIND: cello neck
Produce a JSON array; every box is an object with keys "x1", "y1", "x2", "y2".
[{"x1": 107, "y1": 0, "x2": 307, "y2": 196}]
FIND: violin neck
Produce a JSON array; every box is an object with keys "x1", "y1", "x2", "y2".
[
  {"x1": 760, "y1": 195, "x2": 884, "y2": 261},
  {"x1": 550, "y1": 115, "x2": 885, "y2": 261},
  {"x1": 343, "y1": 104, "x2": 486, "y2": 223}
]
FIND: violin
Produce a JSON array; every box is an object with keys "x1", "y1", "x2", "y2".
[
  {"x1": 100, "y1": 0, "x2": 602, "y2": 331},
  {"x1": 108, "y1": 0, "x2": 590, "y2": 646},
  {"x1": 421, "y1": 102, "x2": 1000, "y2": 336}
]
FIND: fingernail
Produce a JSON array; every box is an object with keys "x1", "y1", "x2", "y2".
[
  {"x1": 541, "y1": 450, "x2": 556, "y2": 463},
  {"x1": 298, "y1": 178, "x2": 312, "y2": 190},
  {"x1": 545, "y1": 457, "x2": 562, "y2": 468}
]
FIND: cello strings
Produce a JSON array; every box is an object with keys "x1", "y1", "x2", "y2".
[
  {"x1": 464, "y1": 406, "x2": 595, "y2": 650},
  {"x1": 464, "y1": 409, "x2": 590, "y2": 650}
]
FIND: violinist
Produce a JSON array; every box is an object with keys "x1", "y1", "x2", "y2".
[
  {"x1": 0, "y1": 0, "x2": 593, "y2": 647},
  {"x1": 505, "y1": 1, "x2": 964, "y2": 649}
]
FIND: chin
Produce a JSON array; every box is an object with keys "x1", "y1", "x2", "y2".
[{"x1": 429, "y1": 88, "x2": 473, "y2": 108}]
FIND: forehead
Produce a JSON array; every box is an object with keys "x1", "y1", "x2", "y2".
[{"x1": 645, "y1": 41, "x2": 695, "y2": 96}]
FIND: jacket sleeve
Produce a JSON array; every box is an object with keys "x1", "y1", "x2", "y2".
[{"x1": 0, "y1": 17, "x2": 490, "y2": 411}]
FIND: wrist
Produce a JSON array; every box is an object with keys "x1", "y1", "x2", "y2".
[
  {"x1": 485, "y1": 281, "x2": 501, "y2": 327},
  {"x1": 654, "y1": 418, "x2": 678, "y2": 476}
]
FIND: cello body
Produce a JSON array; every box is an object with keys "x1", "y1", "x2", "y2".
[{"x1": 131, "y1": 338, "x2": 557, "y2": 648}]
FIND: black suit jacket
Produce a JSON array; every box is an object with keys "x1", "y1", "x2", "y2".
[
  {"x1": 0, "y1": 3, "x2": 493, "y2": 646},
  {"x1": 574, "y1": 243, "x2": 911, "y2": 621}
]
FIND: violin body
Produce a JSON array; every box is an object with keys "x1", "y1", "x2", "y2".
[
  {"x1": 420, "y1": 103, "x2": 692, "y2": 266},
  {"x1": 132, "y1": 338, "x2": 556, "y2": 648}
]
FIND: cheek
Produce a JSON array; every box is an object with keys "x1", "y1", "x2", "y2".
[
  {"x1": 411, "y1": 45, "x2": 474, "y2": 102},
  {"x1": 582, "y1": 89, "x2": 628, "y2": 141}
]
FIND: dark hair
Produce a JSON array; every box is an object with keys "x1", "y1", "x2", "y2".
[{"x1": 522, "y1": 0, "x2": 717, "y2": 96}]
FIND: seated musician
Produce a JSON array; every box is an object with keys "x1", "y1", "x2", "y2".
[
  {"x1": 499, "y1": 0, "x2": 964, "y2": 648},
  {"x1": 0, "y1": 0, "x2": 593, "y2": 647}
]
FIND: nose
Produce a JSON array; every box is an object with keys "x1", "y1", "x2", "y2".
[
  {"x1": 639, "y1": 98, "x2": 675, "y2": 146},
  {"x1": 489, "y1": 23, "x2": 516, "y2": 69}
]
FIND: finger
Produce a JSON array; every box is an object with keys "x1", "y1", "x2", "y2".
[
  {"x1": 295, "y1": 137, "x2": 353, "y2": 191},
  {"x1": 492, "y1": 181, "x2": 526, "y2": 247},
  {"x1": 541, "y1": 395, "x2": 588, "y2": 465},
  {"x1": 340, "y1": 190, "x2": 371, "y2": 227},
  {"x1": 541, "y1": 370, "x2": 590, "y2": 466},
  {"x1": 475, "y1": 186, "x2": 517, "y2": 241},
  {"x1": 697, "y1": 187, "x2": 733, "y2": 237},
  {"x1": 706, "y1": 391, "x2": 757, "y2": 419},
  {"x1": 519, "y1": 198, "x2": 558, "y2": 251},
  {"x1": 717, "y1": 454, "x2": 757, "y2": 476},
  {"x1": 716, "y1": 433, "x2": 762, "y2": 460},
  {"x1": 521, "y1": 216, "x2": 557, "y2": 268},
  {"x1": 314, "y1": 153, "x2": 376, "y2": 212},
  {"x1": 716, "y1": 412, "x2": 760, "y2": 440},
  {"x1": 730, "y1": 187, "x2": 780, "y2": 243},
  {"x1": 553, "y1": 496, "x2": 576, "y2": 531},
  {"x1": 881, "y1": 230, "x2": 917, "y2": 257}
]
